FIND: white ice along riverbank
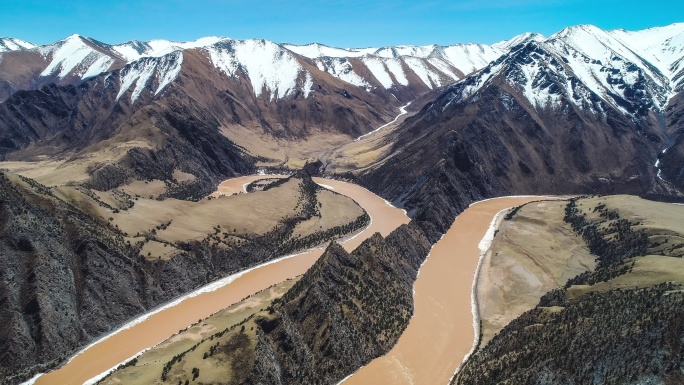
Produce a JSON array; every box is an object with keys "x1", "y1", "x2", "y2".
[
  {"x1": 78, "y1": 225, "x2": 378, "y2": 384},
  {"x1": 355, "y1": 101, "x2": 412, "y2": 141},
  {"x1": 448, "y1": 206, "x2": 509, "y2": 382}
]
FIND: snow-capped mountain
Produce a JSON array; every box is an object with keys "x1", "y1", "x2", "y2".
[
  {"x1": 112, "y1": 36, "x2": 225, "y2": 61},
  {"x1": 37, "y1": 34, "x2": 125, "y2": 81},
  {"x1": 2, "y1": 23, "x2": 684, "y2": 109},
  {"x1": 363, "y1": 23, "x2": 684, "y2": 216},
  {"x1": 0, "y1": 37, "x2": 35, "y2": 52},
  {"x1": 283, "y1": 42, "x2": 503, "y2": 91},
  {"x1": 443, "y1": 23, "x2": 684, "y2": 118},
  {"x1": 0, "y1": 33, "x2": 515, "y2": 104}
]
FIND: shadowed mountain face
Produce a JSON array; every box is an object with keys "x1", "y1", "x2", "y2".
[
  {"x1": 0, "y1": 75, "x2": 255, "y2": 198},
  {"x1": 661, "y1": 92, "x2": 684, "y2": 188},
  {"x1": 0, "y1": 172, "x2": 371, "y2": 383}
]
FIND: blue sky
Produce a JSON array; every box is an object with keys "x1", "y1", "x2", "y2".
[{"x1": 1, "y1": 0, "x2": 683, "y2": 47}]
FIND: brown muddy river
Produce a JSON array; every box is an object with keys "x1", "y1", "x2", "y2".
[
  {"x1": 342, "y1": 196, "x2": 542, "y2": 385},
  {"x1": 32, "y1": 176, "x2": 408, "y2": 385}
]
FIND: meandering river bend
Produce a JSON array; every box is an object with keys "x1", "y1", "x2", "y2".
[{"x1": 31, "y1": 175, "x2": 540, "y2": 385}]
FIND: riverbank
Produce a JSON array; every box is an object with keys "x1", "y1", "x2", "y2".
[{"x1": 343, "y1": 196, "x2": 545, "y2": 385}]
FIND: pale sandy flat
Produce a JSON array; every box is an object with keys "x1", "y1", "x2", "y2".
[{"x1": 477, "y1": 200, "x2": 594, "y2": 345}]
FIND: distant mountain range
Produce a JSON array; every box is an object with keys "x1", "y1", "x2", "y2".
[
  {"x1": 2, "y1": 23, "x2": 682, "y2": 103},
  {"x1": 0, "y1": 33, "x2": 506, "y2": 104}
]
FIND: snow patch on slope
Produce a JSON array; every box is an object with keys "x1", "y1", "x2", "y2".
[
  {"x1": 207, "y1": 40, "x2": 305, "y2": 100},
  {"x1": 316, "y1": 58, "x2": 370, "y2": 88},
  {"x1": 404, "y1": 57, "x2": 442, "y2": 89},
  {"x1": 439, "y1": 44, "x2": 504, "y2": 75},
  {"x1": 302, "y1": 72, "x2": 314, "y2": 98},
  {"x1": 362, "y1": 57, "x2": 394, "y2": 89},
  {"x1": 518, "y1": 60, "x2": 562, "y2": 108},
  {"x1": 385, "y1": 59, "x2": 409, "y2": 86},
  {"x1": 0, "y1": 37, "x2": 36, "y2": 52},
  {"x1": 608, "y1": 23, "x2": 684, "y2": 78},
  {"x1": 39, "y1": 35, "x2": 115, "y2": 79},
  {"x1": 552, "y1": 25, "x2": 668, "y2": 87},
  {"x1": 372, "y1": 45, "x2": 436, "y2": 58},
  {"x1": 288, "y1": 41, "x2": 505, "y2": 83},
  {"x1": 450, "y1": 61, "x2": 505, "y2": 104},
  {"x1": 116, "y1": 51, "x2": 183, "y2": 102}
]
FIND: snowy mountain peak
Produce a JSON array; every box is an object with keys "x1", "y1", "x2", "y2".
[
  {"x1": 1, "y1": 22, "x2": 683, "y2": 114},
  {"x1": 65, "y1": 33, "x2": 84, "y2": 41},
  {"x1": 114, "y1": 36, "x2": 227, "y2": 61},
  {"x1": 493, "y1": 32, "x2": 546, "y2": 51},
  {"x1": 444, "y1": 22, "x2": 681, "y2": 118},
  {"x1": 37, "y1": 34, "x2": 121, "y2": 80},
  {"x1": 206, "y1": 39, "x2": 308, "y2": 100},
  {"x1": 552, "y1": 24, "x2": 604, "y2": 38}
]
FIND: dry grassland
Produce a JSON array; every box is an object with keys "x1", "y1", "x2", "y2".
[{"x1": 100, "y1": 279, "x2": 297, "y2": 384}]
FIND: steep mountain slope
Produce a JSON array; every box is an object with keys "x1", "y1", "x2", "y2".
[
  {"x1": 0, "y1": 35, "x2": 127, "y2": 102},
  {"x1": 361, "y1": 24, "x2": 684, "y2": 217},
  {"x1": 0, "y1": 48, "x2": 401, "y2": 190},
  {"x1": 609, "y1": 22, "x2": 684, "y2": 89},
  {"x1": 0, "y1": 38, "x2": 35, "y2": 52},
  {"x1": 245, "y1": 226, "x2": 431, "y2": 385},
  {"x1": 0, "y1": 67, "x2": 255, "y2": 198},
  {"x1": 660, "y1": 91, "x2": 684, "y2": 188}
]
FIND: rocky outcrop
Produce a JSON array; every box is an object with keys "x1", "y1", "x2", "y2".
[
  {"x1": 0, "y1": 171, "x2": 142, "y2": 382},
  {"x1": 246, "y1": 223, "x2": 431, "y2": 385},
  {"x1": 457, "y1": 284, "x2": 684, "y2": 385}
]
